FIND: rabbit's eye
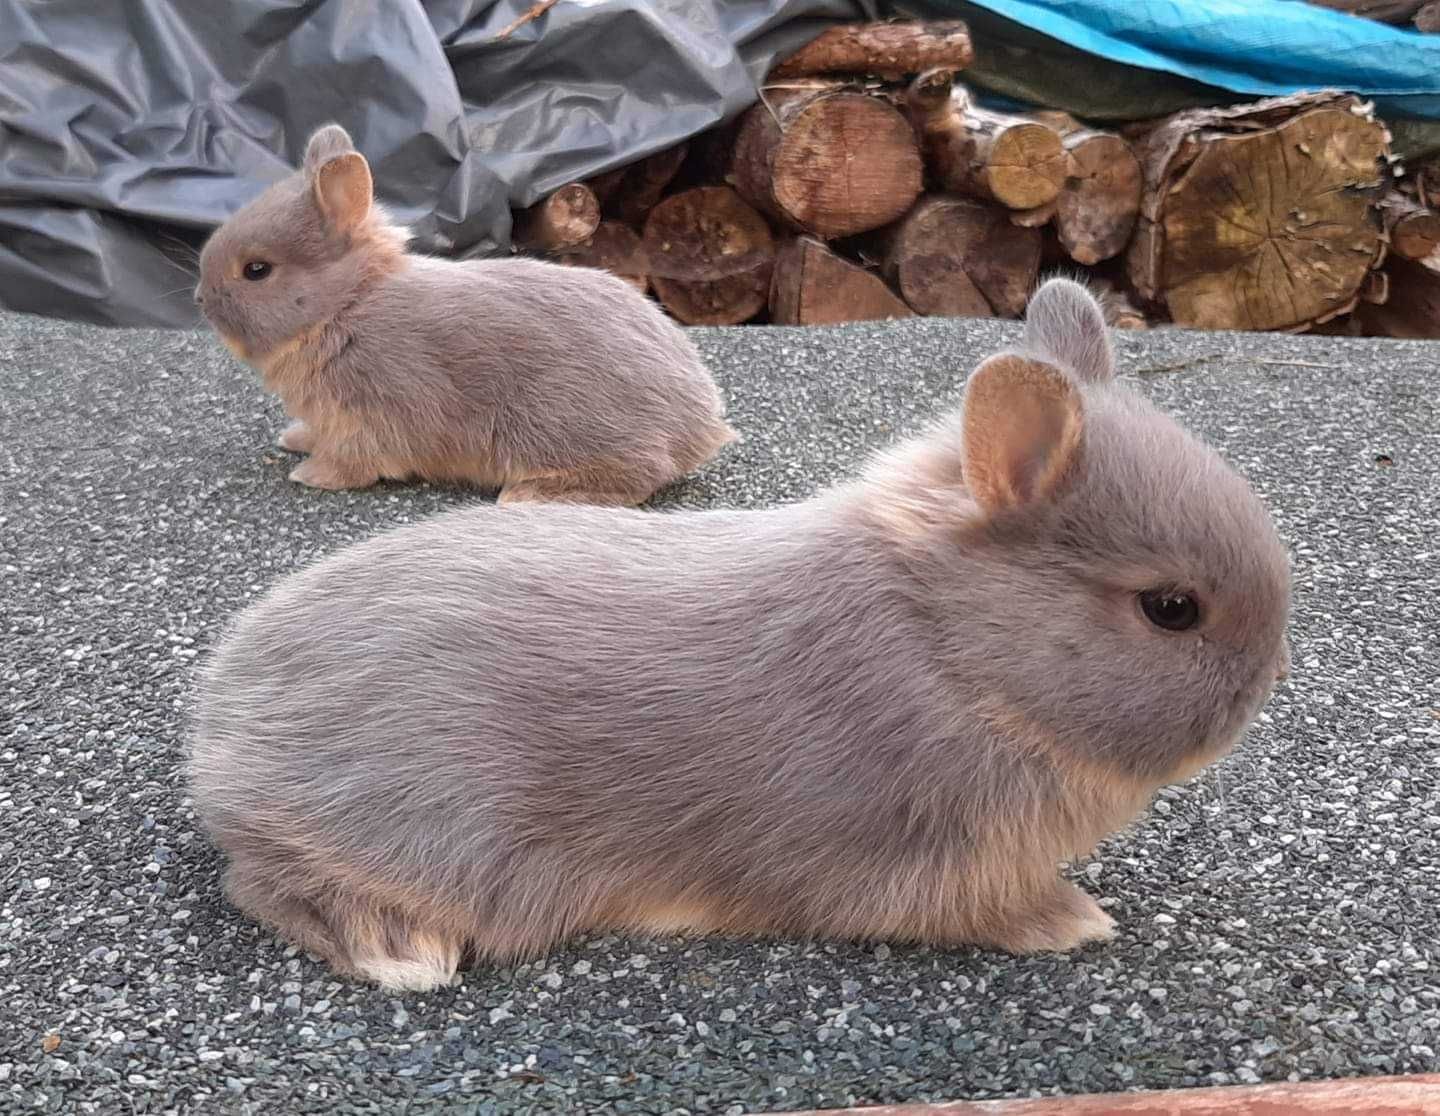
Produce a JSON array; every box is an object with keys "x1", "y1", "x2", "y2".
[
  {"x1": 1140, "y1": 590, "x2": 1199, "y2": 631},
  {"x1": 243, "y1": 261, "x2": 272, "y2": 281}
]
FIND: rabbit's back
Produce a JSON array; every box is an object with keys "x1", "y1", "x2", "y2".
[{"x1": 188, "y1": 500, "x2": 958, "y2": 916}]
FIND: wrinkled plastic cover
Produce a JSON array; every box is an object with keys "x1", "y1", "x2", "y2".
[
  {"x1": 0, "y1": 0, "x2": 866, "y2": 328},
  {"x1": 9, "y1": 0, "x2": 1440, "y2": 330}
]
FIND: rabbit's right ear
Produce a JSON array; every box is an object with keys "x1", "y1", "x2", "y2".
[
  {"x1": 961, "y1": 353, "x2": 1083, "y2": 515},
  {"x1": 1022, "y1": 276, "x2": 1115, "y2": 385}
]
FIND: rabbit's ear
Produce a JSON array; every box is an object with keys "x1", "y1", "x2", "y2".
[
  {"x1": 312, "y1": 151, "x2": 373, "y2": 235},
  {"x1": 961, "y1": 353, "x2": 1083, "y2": 514},
  {"x1": 1022, "y1": 276, "x2": 1114, "y2": 384},
  {"x1": 303, "y1": 124, "x2": 356, "y2": 177}
]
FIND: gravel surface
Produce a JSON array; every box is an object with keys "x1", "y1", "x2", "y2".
[{"x1": 2, "y1": 310, "x2": 1438, "y2": 1115}]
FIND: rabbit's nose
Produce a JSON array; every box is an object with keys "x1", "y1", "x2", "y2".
[{"x1": 193, "y1": 286, "x2": 205, "y2": 306}]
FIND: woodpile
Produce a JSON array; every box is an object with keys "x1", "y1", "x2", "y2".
[{"x1": 509, "y1": 18, "x2": 1439, "y2": 338}]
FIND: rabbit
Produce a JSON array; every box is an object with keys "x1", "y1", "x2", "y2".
[
  {"x1": 193, "y1": 124, "x2": 736, "y2": 504},
  {"x1": 187, "y1": 278, "x2": 1292, "y2": 992}
]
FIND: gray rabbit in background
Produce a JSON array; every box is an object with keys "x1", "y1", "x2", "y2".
[
  {"x1": 188, "y1": 279, "x2": 1292, "y2": 992},
  {"x1": 194, "y1": 125, "x2": 735, "y2": 503}
]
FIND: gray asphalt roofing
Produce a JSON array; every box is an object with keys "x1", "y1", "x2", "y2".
[{"x1": 1, "y1": 307, "x2": 1438, "y2": 1116}]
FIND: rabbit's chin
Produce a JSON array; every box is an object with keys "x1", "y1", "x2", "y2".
[
  {"x1": 215, "y1": 330, "x2": 250, "y2": 362},
  {"x1": 1163, "y1": 681, "x2": 1276, "y2": 786}
]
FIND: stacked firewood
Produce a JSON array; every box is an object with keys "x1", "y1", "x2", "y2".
[{"x1": 510, "y1": 20, "x2": 1440, "y2": 338}]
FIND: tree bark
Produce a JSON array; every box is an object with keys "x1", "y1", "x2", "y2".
[
  {"x1": 555, "y1": 221, "x2": 649, "y2": 294},
  {"x1": 642, "y1": 186, "x2": 775, "y2": 326},
  {"x1": 769, "y1": 20, "x2": 974, "y2": 80},
  {"x1": 512, "y1": 183, "x2": 601, "y2": 251},
  {"x1": 769, "y1": 237, "x2": 914, "y2": 325},
  {"x1": 1126, "y1": 92, "x2": 1391, "y2": 331},
  {"x1": 733, "y1": 86, "x2": 923, "y2": 238},
  {"x1": 876, "y1": 194, "x2": 1040, "y2": 318},
  {"x1": 905, "y1": 69, "x2": 1067, "y2": 211}
]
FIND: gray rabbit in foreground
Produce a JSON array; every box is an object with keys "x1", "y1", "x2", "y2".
[
  {"x1": 194, "y1": 124, "x2": 735, "y2": 503},
  {"x1": 189, "y1": 279, "x2": 1292, "y2": 992}
]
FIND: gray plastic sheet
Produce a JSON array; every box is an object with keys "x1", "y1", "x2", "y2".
[{"x1": 0, "y1": 0, "x2": 867, "y2": 328}]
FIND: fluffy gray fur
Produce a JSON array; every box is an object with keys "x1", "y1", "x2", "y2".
[
  {"x1": 188, "y1": 279, "x2": 1293, "y2": 991},
  {"x1": 195, "y1": 124, "x2": 735, "y2": 502}
]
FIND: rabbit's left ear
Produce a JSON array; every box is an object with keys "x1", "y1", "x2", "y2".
[
  {"x1": 961, "y1": 352, "x2": 1083, "y2": 515},
  {"x1": 1022, "y1": 276, "x2": 1115, "y2": 385}
]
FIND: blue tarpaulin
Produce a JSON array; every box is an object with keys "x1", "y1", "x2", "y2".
[{"x1": 952, "y1": 0, "x2": 1440, "y2": 116}]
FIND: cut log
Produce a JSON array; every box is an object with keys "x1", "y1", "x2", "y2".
[
  {"x1": 733, "y1": 87, "x2": 923, "y2": 238},
  {"x1": 770, "y1": 237, "x2": 914, "y2": 325},
  {"x1": 512, "y1": 183, "x2": 600, "y2": 251},
  {"x1": 642, "y1": 186, "x2": 775, "y2": 326},
  {"x1": 877, "y1": 194, "x2": 1040, "y2": 318},
  {"x1": 1017, "y1": 109, "x2": 1142, "y2": 262},
  {"x1": 555, "y1": 221, "x2": 649, "y2": 294},
  {"x1": 905, "y1": 70, "x2": 1067, "y2": 211},
  {"x1": 769, "y1": 20, "x2": 974, "y2": 80},
  {"x1": 1053, "y1": 128, "x2": 1142, "y2": 265},
  {"x1": 1126, "y1": 92, "x2": 1391, "y2": 331},
  {"x1": 1379, "y1": 191, "x2": 1440, "y2": 259},
  {"x1": 1417, "y1": 1, "x2": 1440, "y2": 29},
  {"x1": 1358, "y1": 256, "x2": 1440, "y2": 337}
]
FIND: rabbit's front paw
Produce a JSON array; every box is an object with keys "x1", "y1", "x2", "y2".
[
  {"x1": 276, "y1": 419, "x2": 316, "y2": 454},
  {"x1": 288, "y1": 456, "x2": 379, "y2": 491},
  {"x1": 352, "y1": 931, "x2": 463, "y2": 993}
]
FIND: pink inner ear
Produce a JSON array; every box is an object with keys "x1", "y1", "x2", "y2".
[
  {"x1": 315, "y1": 154, "x2": 372, "y2": 233},
  {"x1": 962, "y1": 353, "x2": 1083, "y2": 513}
]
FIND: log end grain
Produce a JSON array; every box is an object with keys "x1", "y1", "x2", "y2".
[
  {"x1": 642, "y1": 186, "x2": 775, "y2": 326},
  {"x1": 981, "y1": 120, "x2": 1068, "y2": 211},
  {"x1": 739, "y1": 90, "x2": 924, "y2": 239},
  {"x1": 1129, "y1": 95, "x2": 1390, "y2": 331},
  {"x1": 882, "y1": 194, "x2": 1040, "y2": 318},
  {"x1": 770, "y1": 237, "x2": 915, "y2": 325},
  {"x1": 514, "y1": 183, "x2": 601, "y2": 251},
  {"x1": 1055, "y1": 132, "x2": 1142, "y2": 265}
]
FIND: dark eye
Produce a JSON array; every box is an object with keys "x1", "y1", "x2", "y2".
[
  {"x1": 243, "y1": 261, "x2": 272, "y2": 281},
  {"x1": 1140, "y1": 589, "x2": 1200, "y2": 632}
]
